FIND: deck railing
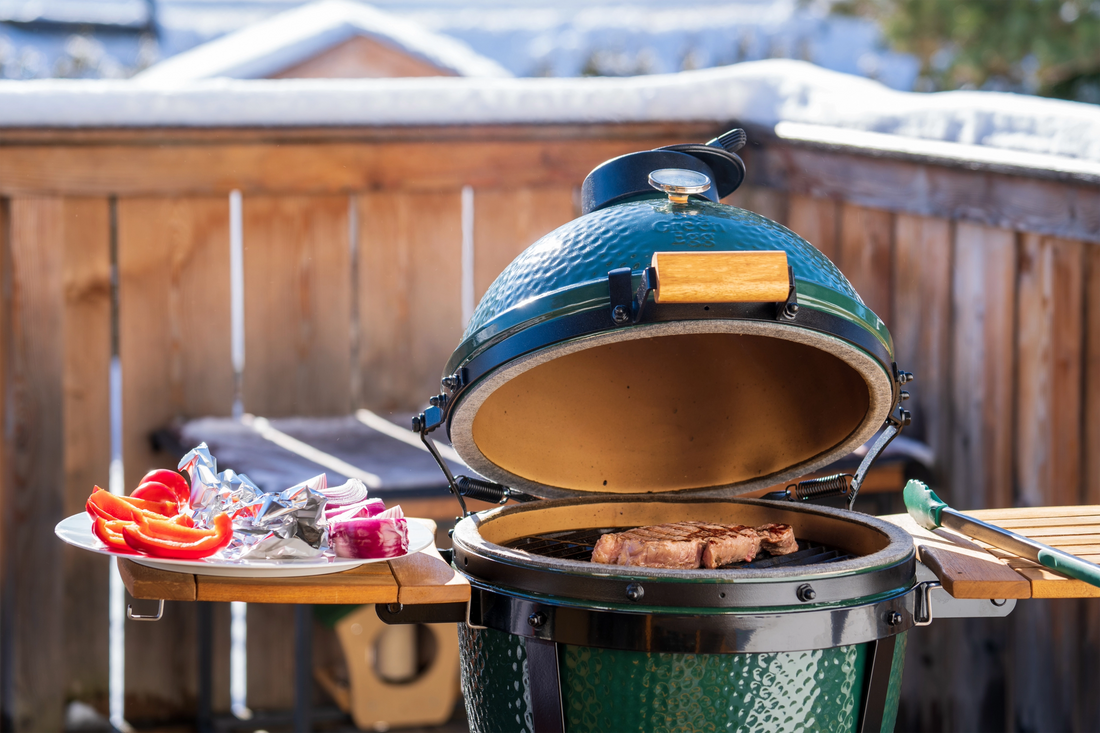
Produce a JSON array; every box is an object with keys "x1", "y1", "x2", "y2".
[{"x1": 2, "y1": 112, "x2": 1098, "y2": 731}]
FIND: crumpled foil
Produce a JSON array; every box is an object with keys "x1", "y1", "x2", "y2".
[{"x1": 178, "y1": 443, "x2": 330, "y2": 561}]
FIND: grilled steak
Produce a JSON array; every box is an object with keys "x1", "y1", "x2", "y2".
[
  {"x1": 591, "y1": 521, "x2": 794, "y2": 569},
  {"x1": 699, "y1": 525, "x2": 762, "y2": 568},
  {"x1": 594, "y1": 522, "x2": 712, "y2": 570},
  {"x1": 755, "y1": 523, "x2": 798, "y2": 555}
]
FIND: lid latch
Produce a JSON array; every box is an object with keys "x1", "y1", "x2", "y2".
[{"x1": 608, "y1": 266, "x2": 657, "y2": 326}]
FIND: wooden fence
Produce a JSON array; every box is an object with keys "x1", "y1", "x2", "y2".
[{"x1": 1, "y1": 121, "x2": 1098, "y2": 732}]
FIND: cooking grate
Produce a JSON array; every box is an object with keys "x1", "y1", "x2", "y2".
[{"x1": 504, "y1": 527, "x2": 854, "y2": 568}]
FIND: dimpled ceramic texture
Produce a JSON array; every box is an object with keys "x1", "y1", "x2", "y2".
[
  {"x1": 465, "y1": 198, "x2": 866, "y2": 339},
  {"x1": 459, "y1": 627, "x2": 905, "y2": 733},
  {"x1": 459, "y1": 624, "x2": 534, "y2": 732}
]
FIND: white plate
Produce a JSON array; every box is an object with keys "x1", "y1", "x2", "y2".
[{"x1": 55, "y1": 513, "x2": 435, "y2": 578}]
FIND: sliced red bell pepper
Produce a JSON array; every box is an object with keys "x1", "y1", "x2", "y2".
[
  {"x1": 138, "y1": 514, "x2": 220, "y2": 543},
  {"x1": 92, "y1": 517, "x2": 137, "y2": 554},
  {"x1": 131, "y1": 481, "x2": 179, "y2": 507},
  {"x1": 87, "y1": 486, "x2": 176, "y2": 522},
  {"x1": 172, "y1": 514, "x2": 195, "y2": 528},
  {"x1": 122, "y1": 513, "x2": 232, "y2": 560}
]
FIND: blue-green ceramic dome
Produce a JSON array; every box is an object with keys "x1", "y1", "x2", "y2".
[{"x1": 441, "y1": 193, "x2": 900, "y2": 499}]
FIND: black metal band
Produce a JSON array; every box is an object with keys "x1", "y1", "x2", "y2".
[
  {"x1": 525, "y1": 637, "x2": 566, "y2": 733},
  {"x1": 442, "y1": 299, "x2": 894, "y2": 435},
  {"x1": 858, "y1": 635, "x2": 899, "y2": 732},
  {"x1": 467, "y1": 583, "x2": 914, "y2": 655},
  {"x1": 376, "y1": 602, "x2": 467, "y2": 625}
]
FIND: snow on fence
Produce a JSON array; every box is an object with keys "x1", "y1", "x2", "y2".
[{"x1": 1, "y1": 64, "x2": 1099, "y2": 731}]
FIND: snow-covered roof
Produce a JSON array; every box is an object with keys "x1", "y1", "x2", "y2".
[
  {"x1": 133, "y1": 0, "x2": 511, "y2": 81},
  {"x1": 4, "y1": 60, "x2": 1100, "y2": 169},
  {"x1": 146, "y1": 0, "x2": 919, "y2": 88}
]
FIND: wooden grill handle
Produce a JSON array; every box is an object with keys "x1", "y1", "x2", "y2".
[{"x1": 652, "y1": 251, "x2": 790, "y2": 304}]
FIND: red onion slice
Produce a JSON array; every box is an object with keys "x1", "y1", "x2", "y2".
[
  {"x1": 331, "y1": 517, "x2": 409, "y2": 559},
  {"x1": 325, "y1": 497, "x2": 385, "y2": 522},
  {"x1": 320, "y1": 478, "x2": 369, "y2": 507}
]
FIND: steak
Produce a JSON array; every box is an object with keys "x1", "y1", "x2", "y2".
[
  {"x1": 591, "y1": 521, "x2": 795, "y2": 569},
  {"x1": 755, "y1": 523, "x2": 798, "y2": 555},
  {"x1": 699, "y1": 525, "x2": 762, "y2": 568}
]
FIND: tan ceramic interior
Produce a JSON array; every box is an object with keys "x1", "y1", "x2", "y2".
[{"x1": 464, "y1": 330, "x2": 872, "y2": 494}]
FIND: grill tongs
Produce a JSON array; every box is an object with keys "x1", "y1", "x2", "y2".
[{"x1": 905, "y1": 480, "x2": 1100, "y2": 590}]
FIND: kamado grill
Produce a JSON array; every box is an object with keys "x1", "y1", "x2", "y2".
[{"x1": 380, "y1": 129, "x2": 1006, "y2": 733}]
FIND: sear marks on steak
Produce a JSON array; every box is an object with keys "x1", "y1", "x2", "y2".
[
  {"x1": 755, "y1": 523, "x2": 798, "y2": 555},
  {"x1": 591, "y1": 521, "x2": 797, "y2": 569},
  {"x1": 699, "y1": 525, "x2": 762, "y2": 568}
]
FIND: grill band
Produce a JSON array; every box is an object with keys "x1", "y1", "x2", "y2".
[{"x1": 463, "y1": 583, "x2": 916, "y2": 654}]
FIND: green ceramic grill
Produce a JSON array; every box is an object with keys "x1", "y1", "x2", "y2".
[{"x1": 408, "y1": 130, "x2": 925, "y2": 733}]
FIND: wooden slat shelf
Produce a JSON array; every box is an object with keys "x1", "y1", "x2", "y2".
[
  {"x1": 883, "y1": 506, "x2": 1100, "y2": 600},
  {"x1": 118, "y1": 519, "x2": 470, "y2": 606}
]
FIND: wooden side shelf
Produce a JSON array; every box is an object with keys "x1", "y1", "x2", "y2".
[
  {"x1": 122, "y1": 507, "x2": 1100, "y2": 605},
  {"x1": 118, "y1": 519, "x2": 470, "y2": 606},
  {"x1": 883, "y1": 505, "x2": 1100, "y2": 600}
]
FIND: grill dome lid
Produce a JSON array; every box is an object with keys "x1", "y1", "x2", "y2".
[{"x1": 425, "y1": 132, "x2": 906, "y2": 500}]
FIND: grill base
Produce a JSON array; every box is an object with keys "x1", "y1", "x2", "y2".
[{"x1": 504, "y1": 527, "x2": 855, "y2": 569}]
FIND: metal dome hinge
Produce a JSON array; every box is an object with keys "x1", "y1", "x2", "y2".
[
  {"x1": 607, "y1": 265, "x2": 657, "y2": 326},
  {"x1": 845, "y1": 366, "x2": 915, "y2": 512},
  {"x1": 441, "y1": 368, "x2": 467, "y2": 393}
]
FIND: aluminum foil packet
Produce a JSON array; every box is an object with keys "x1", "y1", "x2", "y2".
[{"x1": 178, "y1": 443, "x2": 330, "y2": 561}]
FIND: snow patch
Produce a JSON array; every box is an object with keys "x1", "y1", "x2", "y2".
[{"x1": 3, "y1": 59, "x2": 1100, "y2": 164}]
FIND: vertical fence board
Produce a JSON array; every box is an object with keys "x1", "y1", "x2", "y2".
[
  {"x1": 839, "y1": 203, "x2": 894, "y2": 325},
  {"x1": 1012, "y1": 235, "x2": 1085, "y2": 733},
  {"x1": 473, "y1": 186, "x2": 576, "y2": 301},
  {"x1": 118, "y1": 196, "x2": 233, "y2": 719},
  {"x1": 357, "y1": 192, "x2": 411, "y2": 410},
  {"x1": 61, "y1": 198, "x2": 113, "y2": 707},
  {"x1": 1015, "y1": 235, "x2": 1084, "y2": 508},
  {"x1": 118, "y1": 197, "x2": 234, "y2": 473},
  {"x1": 358, "y1": 190, "x2": 462, "y2": 411},
  {"x1": 243, "y1": 195, "x2": 351, "y2": 417},
  {"x1": 1084, "y1": 246, "x2": 1100, "y2": 731},
  {"x1": 1013, "y1": 233, "x2": 1084, "y2": 726},
  {"x1": 1087, "y1": 245, "x2": 1100, "y2": 508},
  {"x1": 950, "y1": 222, "x2": 1017, "y2": 511},
  {"x1": 787, "y1": 194, "x2": 840, "y2": 263},
  {"x1": 892, "y1": 215, "x2": 952, "y2": 475},
  {"x1": 1, "y1": 198, "x2": 67, "y2": 732}
]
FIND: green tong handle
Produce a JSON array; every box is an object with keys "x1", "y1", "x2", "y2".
[
  {"x1": 1037, "y1": 548, "x2": 1100, "y2": 588},
  {"x1": 904, "y1": 479, "x2": 1100, "y2": 590}
]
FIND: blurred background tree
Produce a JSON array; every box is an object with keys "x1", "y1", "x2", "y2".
[{"x1": 833, "y1": 0, "x2": 1100, "y2": 102}]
